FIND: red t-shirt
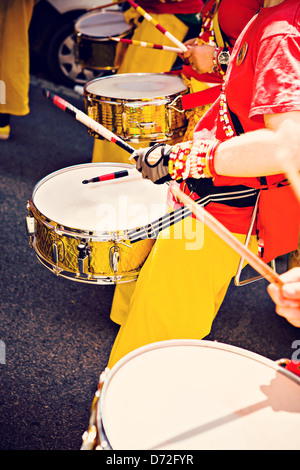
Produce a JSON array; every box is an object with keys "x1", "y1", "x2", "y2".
[
  {"x1": 191, "y1": 0, "x2": 300, "y2": 236},
  {"x1": 226, "y1": 0, "x2": 300, "y2": 132},
  {"x1": 136, "y1": 0, "x2": 204, "y2": 15},
  {"x1": 218, "y1": 0, "x2": 262, "y2": 46}
]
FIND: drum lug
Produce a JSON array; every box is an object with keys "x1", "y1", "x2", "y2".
[
  {"x1": 99, "y1": 367, "x2": 110, "y2": 386},
  {"x1": 52, "y1": 242, "x2": 59, "y2": 265},
  {"x1": 26, "y1": 202, "x2": 36, "y2": 247},
  {"x1": 136, "y1": 121, "x2": 157, "y2": 132},
  {"x1": 109, "y1": 245, "x2": 120, "y2": 273},
  {"x1": 26, "y1": 215, "x2": 36, "y2": 243},
  {"x1": 77, "y1": 243, "x2": 90, "y2": 276},
  {"x1": 122, "y1": 111, "x2": 129, "y2": 139},
  {"x1": 81, "y1": 425, "x2": 98, "y2": 451},
  {"x1": 51, "y1": 236, "x2": 65, "y2": 275}
]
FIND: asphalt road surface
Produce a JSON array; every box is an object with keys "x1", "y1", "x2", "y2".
[{"x1": 0, "y1": 76, "x2": 299, "y2": 451}]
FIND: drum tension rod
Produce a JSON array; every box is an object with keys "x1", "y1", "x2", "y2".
[
  {"x1": 77, "y1": 242, "x2": 90, "y2": 277},
  {"x1": 109, "y1": 244, "x2": 120, "y2": 274}
]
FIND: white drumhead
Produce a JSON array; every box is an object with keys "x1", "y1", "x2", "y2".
[
  {"x1": 75, "y1": 11, "x2": 129, "y2": 38},
  {"x1": 85, "y1": 73, "x2": 187, "y2": 100},
  {"x1": 32, "y1": 163, "x2": 168, "y2": 234},
  {"x1": 99, "y1": 340, "x2": 300, "y2": 450}
]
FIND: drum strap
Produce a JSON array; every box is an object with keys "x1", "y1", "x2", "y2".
[
  {"x1": 128, "y1": 185, "x2": 258, "y2": 243},
  {"x1": 180, "y1": 84, "x2": 222, "y2": 111}
]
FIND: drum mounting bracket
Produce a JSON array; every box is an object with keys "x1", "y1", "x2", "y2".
[
  {"x1": 168, "y1": 95, "x2": 185, "y2": 114},
  {"x1": 77, "y1": 242, "x2": 91, "y2": 277},
  {"x1": 109, "y1": 244, "x2": 120, "y2": 274}
]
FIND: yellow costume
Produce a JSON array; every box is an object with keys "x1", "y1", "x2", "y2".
[
  {"x1": 106, "y1": 1, "x2": 262, "y2": 371},
  {"x1": 0, "y1": 0, "x2": 35, "y2": 117},
  {"x1": 108, "y1": 213, "x2": 258, "y2": 369},
  {"x1": 118, "y1": 8, "x2": 188, "y2": 74},
  {"x1": 106, "y1": 8, "x2": 224, "y2": 335}
]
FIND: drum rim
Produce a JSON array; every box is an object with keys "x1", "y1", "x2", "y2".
[
  {"x1": 83, "y1": 72, "x2": 188, "y2": 100},
  {"x1": 101, "y1": 339, "x2": 300, "y2": 392},
  {"x1": 32, "y1": 162, "x2": 133, "y2": 195},
  {"x1": 30, "y1": 162, "x2": 169, "y2": 240},
  {"x1": 97, "y1": 339, "x2": 300, "y2": 450},
  {"x1": 30, "y1": 162, "x2": 139, "y2": 240},
  {"x1": 75, "y1": 9, "x2": 133, "y2": 40}
]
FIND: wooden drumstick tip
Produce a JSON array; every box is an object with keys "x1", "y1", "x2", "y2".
[{"x1": 82, "y1": 170, "x2": 130, "y2": 185}]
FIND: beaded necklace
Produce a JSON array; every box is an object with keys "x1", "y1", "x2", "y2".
[{"x1": 219, "y1": 82, "x2": 235, "y2": 138}]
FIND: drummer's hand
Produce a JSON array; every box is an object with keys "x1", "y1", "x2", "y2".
[
  {"x1": 183, "y1": 43, "x2": 215, "y2": 74},
  {"x1": 184, "y1": 38, "x2": 198, "y2": 48},
  {"x1": 267, "y1": 267, "x2": 300, "y2": 327},
  {"x1": 130, "y1": 143, "x2": 172, "y2": 184}
]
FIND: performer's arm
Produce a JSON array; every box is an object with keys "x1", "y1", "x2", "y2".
[
  {"x1": 214, "y1": 111, "x2": 300, "y2": 177},
  {"x1": 267, "y1": 267, "x2": 300, "y2": 327},
  {"x1": 131, "y1": 111, "x2": 300, "y2": 183}
]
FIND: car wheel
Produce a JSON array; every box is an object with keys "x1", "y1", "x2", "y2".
[{"x1": 46, "y1": 22, "x2": 103, "y2": 87}]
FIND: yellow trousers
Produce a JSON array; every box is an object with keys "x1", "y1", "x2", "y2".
[
  {"x1": 108, "y1": 215, "x2": 258, "y2": 369},
  {"x1": 91, "y1": 10, "x2": 188, "y2": 164},
  {"x1": 0, "y1": 0, "x2": 34, "y2": 116},
  {"x1": 92, "y1": 140, "x2": 146, "y2": 166}
]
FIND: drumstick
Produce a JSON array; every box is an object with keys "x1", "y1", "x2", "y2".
[
  {"x1": 42, "y1": 89, "x2": 135, "y2": 155},
  {"x1": 87, "y1": 0, "x2": 127, "y2": 12},
  {"x1": 127, "y1": 0, "x2": 188, "y2": 53},
  {"x1": 110, "y1": 37, "x2": 183, "y2": 53},
  {"x1": 82, "y1": 169, "x2": 130, "y2": 184},
  {"x1": 171, "y1": 185, "x2": 284, "y2": 287}
]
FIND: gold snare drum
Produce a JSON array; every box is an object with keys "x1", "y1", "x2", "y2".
[
  {"x1": 75, "y1": 10, "x2": 133, "y2": 71},
  {"x1": 26, "y1": 163, "x2": 168, "y2": 284},
  {"x1": 84, "y1": 73, "x2": 188, "y2": 143}
]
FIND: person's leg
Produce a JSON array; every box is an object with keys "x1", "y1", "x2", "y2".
[
  {"x1": 110, "y1": 281, "x2": 137, "y2": 326},
  {"x1": 0, "y1": 0, "x2": 34, "y2": 117},
  {"x1": 107, "y1": 215, "x2": 258, "y2": 369}
]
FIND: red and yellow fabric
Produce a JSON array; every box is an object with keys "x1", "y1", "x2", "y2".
[
  {"x1": 0, "y1": 0, "x2": 35, "y2": 116},
  {"x1": 181, "y1": 0, "x2": 263, "y2": 141},
  {"x1": 192, "y1": 0, "x2": 300, "y2": 261},
  {"x1": 108, "y1": 218, "x2": 258, "y2": 367},
  {"x1": 135, "y1": 0, "x2": 204, "y2": 15},
  {"x1": 108, "y1": 0, "x2": 300, "y2": 369},
  {"x1": 108, "y1": 0, "x2": 271, "y2": 327}
]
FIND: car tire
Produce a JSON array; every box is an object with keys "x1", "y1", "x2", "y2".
[{"x1": 46, "y1": 21, "x2": 103, "y2": 87}]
